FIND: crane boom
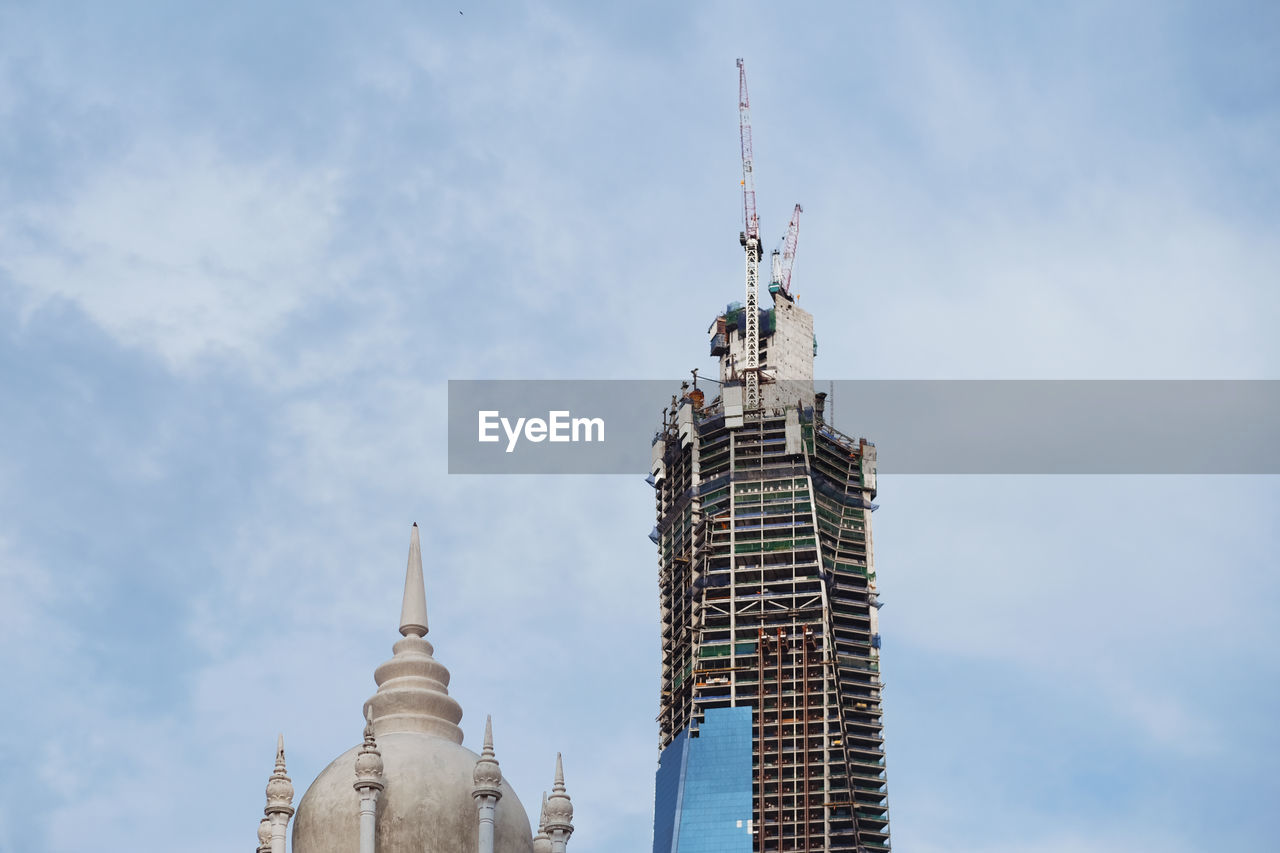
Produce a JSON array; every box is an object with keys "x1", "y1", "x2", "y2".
[
  {"x1": 737, "y1": 58, "x2": 761, "y2": 413},
  {"x1": 778, "y1": 203, "x2": 803, "y2": 295}
]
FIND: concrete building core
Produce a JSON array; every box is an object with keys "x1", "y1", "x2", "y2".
[
  {"x1": 709, "y1": 296, "x2": 815, "y2": 411},
  {"x1": 650, "y1": 289, "x2": 890, "y2": 853}
]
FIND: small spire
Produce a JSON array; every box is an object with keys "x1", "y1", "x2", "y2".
[
  {"x1": 544, "y1": 753, "x2": 573, "y2": 830},
  {"x1": 354, "y1": 708, "x2": 385, "y2": 793},
  {"x1": 472, "y1": 714, "x2": 503, "y2": 798},
  {"x1": 532, "y1": 792, "x2": 552, "y2": 853},
  {"x1": 265, "y1": 734, "x2": 295, "y2": 817},
  {"x1": 399, "y1": 523, "x2": 429, "y2": 637}
]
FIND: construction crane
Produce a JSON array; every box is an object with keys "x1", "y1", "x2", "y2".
[
  {"x1": 769, "y1": 203, "x2": 803, "y2": 297},
  {"x1": 737, "y1": 57, "x2": 761, "y2": 413}
]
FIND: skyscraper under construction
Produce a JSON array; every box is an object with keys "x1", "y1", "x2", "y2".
[{"x1": 648, "y1": 60, "x2": 890, "y2": 853}]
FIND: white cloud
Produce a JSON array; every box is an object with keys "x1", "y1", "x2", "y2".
[
  {"x1": 0, "y1": 534, "x2": 54, "y2": 647},
  {"x1": 2, "y1": 142, "x2": 342, "y2": 371}
]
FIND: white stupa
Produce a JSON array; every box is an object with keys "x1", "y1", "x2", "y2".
[{"x1": 253, "y1": 524, "x2": 575, "y2": 853}]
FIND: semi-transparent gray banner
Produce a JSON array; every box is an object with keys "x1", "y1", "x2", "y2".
[{"x1": 447, "y1": 380, "x2": 1280, "y2": 474}]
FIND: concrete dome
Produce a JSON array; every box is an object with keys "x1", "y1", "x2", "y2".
[{"x1": 292, "y1": 730, "x2": 533, "y2": 853}]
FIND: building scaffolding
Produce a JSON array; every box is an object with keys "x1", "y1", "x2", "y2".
[{"x1": 652, "y1": 383, "x2": 891, "y2": 852}]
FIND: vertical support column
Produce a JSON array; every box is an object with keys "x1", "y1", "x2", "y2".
[
  {"x1": 476, "y1": 796, "x2": 497, "y2": 853},
  {"x1": 357, "y1": 790, "x2": 379, "y2": 853},
  {"x1": 268, "y1": 815, "x2": 289, "y2": 853},
  {"x1": 756, "y1": 628, "x2": 766, "y2": 853},
  {"x1": 776, "y1": 627, "x2": 785, "y2": 851},
  {"x1": 802, "y1": 632, "x2": 810, "y2": 852},
  {"x1": 727, "y1": 449, "x2": 737, "y2": 702}
]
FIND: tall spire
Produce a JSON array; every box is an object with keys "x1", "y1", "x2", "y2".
[
  {"x1": 364, "y1": 523, "x2": 463, "y2": 742},
  {"x1": 399, "y1": 522, "x2": 429, "y2": 637}
]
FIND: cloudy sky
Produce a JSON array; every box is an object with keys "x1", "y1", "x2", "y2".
[{"x1": 1, "y1": 2, "x2": 1277, "y2": 851}]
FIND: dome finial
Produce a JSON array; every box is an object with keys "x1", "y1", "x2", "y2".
[
  {"x1": 364, "y1": 524, "x2": 464, "y2": 742},
  {"x1": 400, "y1": 522, "x2": 429, "y2": 638}
]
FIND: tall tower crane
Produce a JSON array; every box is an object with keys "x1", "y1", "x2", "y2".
[
  {"x1": 737, "y1": 57, "x2": 762, "y2": 413},
  {"x1": 769, "y1": 203, "x2": 803, "y2": 297}
]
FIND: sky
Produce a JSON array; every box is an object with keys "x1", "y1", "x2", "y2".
[{"x1": 0, "y1": 1, "x2": 1277, "y2": 851}]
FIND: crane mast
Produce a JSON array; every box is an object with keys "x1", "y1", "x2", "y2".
[{"x1": 737, "y1": 58, "x2": 761, "y2": 413}]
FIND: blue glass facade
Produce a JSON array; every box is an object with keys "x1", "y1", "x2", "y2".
[
  {"x1": 652, "y1": 706, "x2": 753, "y2": 853},
  {"x1": 652, "y1": 728, "x2": 689, "y2": 853}
]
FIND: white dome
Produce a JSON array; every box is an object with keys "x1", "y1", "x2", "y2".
[
  {"x1": 292, "y1": 731, "x2": 533, "y2": 853},
  {"x1": 287, "y1": 524, "x2": 541, "y2": 853}
]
